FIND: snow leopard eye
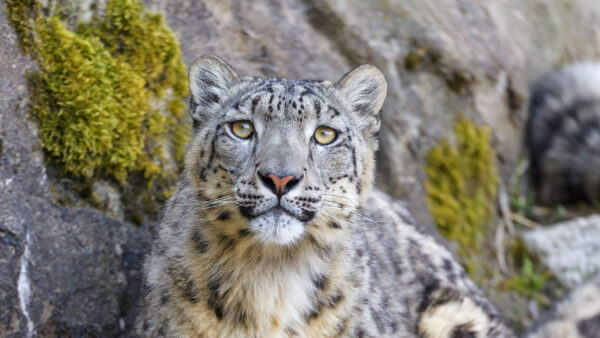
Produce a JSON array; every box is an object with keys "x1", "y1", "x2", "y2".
[
  {"x1": 314, "y1": 126, "x2": 337, "y2": 145},
  {"x1": 231, "y1": 120, "x2": 254, "y2": 139}
]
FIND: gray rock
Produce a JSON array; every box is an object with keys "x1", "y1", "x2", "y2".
[
  {"x1": 522, "y1": 215, "x2": 600, "y2": 288},
  {"x1": 92, "y1": 180, "x2": 125, "y2": 221},
  {"x1": 0, "y1": 193, "x2": 150, "y2": 337},
  {"x1": 0, "y1": 1, "x2": 150, "y2": 336}
]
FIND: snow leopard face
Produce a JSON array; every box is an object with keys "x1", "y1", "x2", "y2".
[{"x1": 186, "y1": 56, "x2": 386, "y2": 246}]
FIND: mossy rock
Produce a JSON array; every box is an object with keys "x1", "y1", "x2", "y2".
[
  {"x1": 6, "y1": 0, "x2": 190, "y2": 223},
  {"x1": 425, "y1": 117, "x2": 498, "y2": 272}
]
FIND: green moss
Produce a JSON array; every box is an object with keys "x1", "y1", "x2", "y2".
[
  {"x1": 79, "y1": 0, "x2": 188, "y2": 99},
  {"x1": 31, "y1": 16, "x2": 150, "y2": 182},
  {"x1": 5, "y1": 0, "x2": 40, "y2": 54},
  {"x1": 425, "y1": 118, "x2": 498, "y2": 273},
  {"x1": 9, "y1": 0, "x2": 189, "y2": 186}
]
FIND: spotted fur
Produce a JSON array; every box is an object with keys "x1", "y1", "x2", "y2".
[
  {"x1": 527, "y1": 275, "x2": 600, "y2": 338},
  {"x1": 137, "y1": 55, "x2": 514, "y2": 337}
]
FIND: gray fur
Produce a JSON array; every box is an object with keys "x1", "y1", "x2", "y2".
[
  {"x1": 137, "y1": 56, "x2": 514, "y2": 337},
  {"x1": 527, "y1": 275, "x2": 600, "y2": 338}
]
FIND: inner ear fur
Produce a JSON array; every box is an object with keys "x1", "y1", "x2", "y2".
[{"x1": 335, "y1": 64, "x2": 387, "y2": 118}]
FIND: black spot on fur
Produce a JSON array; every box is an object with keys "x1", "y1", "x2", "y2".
[
  {"x1": 314, "y1": 101, "x2": 321, "y2": 116},
  {"x1": 251, "y1": 96, "x2": 260, "y2": 114},
  {"x1": 207, "y1": 275, "x2": 225, "y2": 320},
  {"x1": 330, "y1": 293, "x2": 344, "y2": 308},
  {"x1": 306, "y1": 308, "x2": 320, "y2": 321},
  {"x1": 328, "y1": 105, "x2": 341, "y2": 116},
  {"x1": 191, "y1": 229, "x2": 209, "y2": 253},
  {"x1": 417, "y1": 278, "x2": 441, "y2": 313},
  {"x1": 238, "y1": 228, "x2": 251, "y2": 237},
  {"x1": 305, "y1": 291, "x2": 345, "y2": 323},
  {"x1": 217, "y1": 210, "x2": 231, "y2": 221},
  {"x1": 313, "y1": 273, "x2": 328, "y2": 290},
  {"x1": 170, "y1": 266, "x2": 200, "y2": 303},
  {"x1": 308, "y1": 234, "x2": 333, "y2": 260},
  {"x1": 450, "y1": 323, "x2": 477, "y2": 338},
  {"x1": 350, "y1": 146, "x2": 358, "y2": 178},
  {"x1": 199, "y1": 132, "x2": 217, "y2": 181},
  {"x1": 327, "y1": 221, "x2": 341, "y2": 229}
]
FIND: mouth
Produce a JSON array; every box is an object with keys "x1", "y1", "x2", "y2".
[{"x1": 240, "y1": 203, "x2": 314, "y2": 222}]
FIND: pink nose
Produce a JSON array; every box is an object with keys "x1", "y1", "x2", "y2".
[
  {"x1": 266, "y1": 174, "x2": 295, "y2": 196},
  {"x1": 258, "y1": 172, "x2": 302, "y2": 197}
]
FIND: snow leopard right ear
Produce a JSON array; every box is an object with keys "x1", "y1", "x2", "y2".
[{"x1": 189, "y1": 55, "x2": 239, "y2": 122}]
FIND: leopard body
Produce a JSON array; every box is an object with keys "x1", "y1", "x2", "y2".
[{"x1": 137, "y1": 56, "x2": 514, "y2": 337}]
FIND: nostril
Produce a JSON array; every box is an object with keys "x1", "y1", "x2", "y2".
[
  {"x1": 258, "y1": 172, "x2": 276, "y2": 194},
  {"x1": 285, "y1": 176, "x2": 302, "y2": 192}
]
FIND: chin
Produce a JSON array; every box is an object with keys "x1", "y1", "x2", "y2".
[{"x1": 248, "y1": 209, "x2": 306, "y2": 246}]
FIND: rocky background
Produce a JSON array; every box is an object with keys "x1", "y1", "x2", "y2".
[{"x1": 2, "y1": 0, "x2": 600, "y2": 336}]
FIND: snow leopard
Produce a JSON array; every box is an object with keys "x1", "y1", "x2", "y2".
[
  {"x1": 527, "y1": 274, "x2": 600, "y2": 338},
  {"x1": 136, "y1": 55, "x2": 515, "y2": 337}
]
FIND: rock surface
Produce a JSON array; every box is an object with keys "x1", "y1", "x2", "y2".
[
  {"x1": 522, "y1": 215, "x2": 600, "y2": 288},
  {"x1": 0, "y1": 193, "x2": 149, "y2": 337},
  {"x1": 0, "y1": 1, "x2": 150, "y2": 336}
]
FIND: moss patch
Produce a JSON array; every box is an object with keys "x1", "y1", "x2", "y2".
[
  {"x1": 425, "y1": 118, "x2": 498, "y2": 276},
  {"x1": 6, "y1": 0, "x2": 40, "y2": 54},
  {"x1": 6, "y1": 0, "x2": 190, "y2": 221},
  {"x1": 31, "y1": 16, "x2": 151, "y2": 181}
]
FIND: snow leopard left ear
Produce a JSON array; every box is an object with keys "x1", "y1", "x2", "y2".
[
  {"x1": 335, "y1": 64, "x2": 387, "y2": 135},
  {"x1": 189, "y1": 55, "x2": 239, "y2": 122}
]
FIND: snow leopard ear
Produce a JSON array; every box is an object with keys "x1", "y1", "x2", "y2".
[
  {"x1": 189, "y1": 55, "x2": 239, "y2": 121},
  {"x1": 335, "y1": 64, "x2": 387, "y2": 135}
]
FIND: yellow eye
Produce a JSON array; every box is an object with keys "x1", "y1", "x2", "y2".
[
  {"x1": 231, "y1": 120, "x2": 254, "y2": 139},
  {"x1": 314, "y1": 126, "x2": 337, "y2": 145}
]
